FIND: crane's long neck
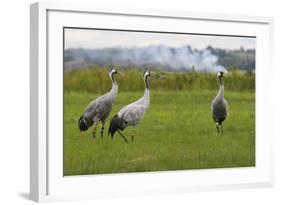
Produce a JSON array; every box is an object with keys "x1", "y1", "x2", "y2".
[
  {"x1": 217, "y1": 77, "x2": 224, "y2": 99},
  {"x1": 109, "y1": 74, "x2": 118, "y2": 100},
  {"x1": 142, "y1": 76, "x2": 150, "y2": 108}
]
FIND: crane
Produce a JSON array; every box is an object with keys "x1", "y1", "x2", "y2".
[
  {"x1": 78, "y1": 69, "x2": 118, "y2": 138},
  {"x1": 211, "y1": 71, "x2": 228, "y2": 135},
  {"x1": 108, "y1": 71, "x2": 151, "y2": 142}
]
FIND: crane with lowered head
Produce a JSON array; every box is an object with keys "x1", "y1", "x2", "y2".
[{"x1": 78, "y1": 69, "x2": 118, "y2": 138}]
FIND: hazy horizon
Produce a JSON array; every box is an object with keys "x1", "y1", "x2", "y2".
[{"x1": 65, "y1": 28, "x2": 256, "y2": 50}]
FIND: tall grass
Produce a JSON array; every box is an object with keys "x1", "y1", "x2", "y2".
[{"x1": 64, "y1": 67, "x2": 255, "y2": 93}]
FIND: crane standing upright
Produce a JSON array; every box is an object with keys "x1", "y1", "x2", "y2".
[
  {"x1": 108, "y1": 71, "x2": 151, "y2": 142},
  {"x1": 211, "y1": 71, "x2": 228, "y2": 135}
]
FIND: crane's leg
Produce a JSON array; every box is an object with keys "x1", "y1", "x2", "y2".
[
  {"x1": 131, "y1": 126, "x2": 136, "y2": 141},
  {"x1": 100, "y1": 119, "x2": 106, "y2": 138},
  {"x1": 117, "y1": 130, "x2": 128, "y2": 143},
  {"x1": 92, "y1": 118, "x2": 99, "y2": 138},
  {"x1": 221, "y1": 124, "x2": 224, "y2": 136},
  {"x1": 216, "y1": 122, "x2": 220, "y2": 133}
]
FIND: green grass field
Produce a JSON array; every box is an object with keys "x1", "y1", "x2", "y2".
[{"x1": 63, "y1": 90, "x2": 255, "y2": 176}]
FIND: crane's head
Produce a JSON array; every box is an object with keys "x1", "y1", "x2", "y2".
[
  {"x1": 143, "y1": 71, "x2": 151, "y2": 89},
  {"x1": 110, "y1": 69, "x2": 118, "y2": 76},
  {"x1": 108, "y1": 115, "x2": 126, "y2": 138},
  {"x1": 143, "y1": 71, "x2": 151, "y2": 80},
  {"x1": 143, "y1": 70, "x2": 151, "y2": 77},
  {"x1": 78, "y1": 115, "x2": 89, "y2": 132},
  {"x1": 109, "y1": 69, "x2": 118, "y2": 82},
  {"x1": 217, "y1": 71, "x2": 224, "y2": 78}
]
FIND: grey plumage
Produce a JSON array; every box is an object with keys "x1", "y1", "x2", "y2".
[
  {"x1": 211, "y1": 71, "x2": 228, "y2": 135},
  {"x1": 78, "y1": 69, "x2": 118, "y2": 137},
  {"x1": 108, "y1": 71, "x2": 151, "y2": 142}
]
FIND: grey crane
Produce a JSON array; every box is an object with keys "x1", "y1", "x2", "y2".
[
  {"x1": 78, "y1": 69, "x2": 118, "y2": 138},
  {"x1": 108, "y1": 71, "x2": 151, "y2": 142},
  {"x1": 211, "y1": 71, "x2": 228, "y2": 135}
]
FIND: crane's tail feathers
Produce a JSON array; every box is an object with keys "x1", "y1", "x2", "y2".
[{"x1": 108, "y1": 115, "x2": 125, "y2": 138}]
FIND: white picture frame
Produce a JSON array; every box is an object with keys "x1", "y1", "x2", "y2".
[{"x1": 30, "y1": 2, "x2": 274, "y2": 202}]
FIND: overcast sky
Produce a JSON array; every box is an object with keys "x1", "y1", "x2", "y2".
[{"x1": 64, "y1": 28, "x2": 256, "y2": 50}]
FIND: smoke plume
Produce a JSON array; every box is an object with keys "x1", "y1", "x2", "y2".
[{"x1": 65, "y1": 45, "x2": 227, "y2": 72}]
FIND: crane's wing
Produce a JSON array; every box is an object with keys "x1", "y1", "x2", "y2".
[
  {"x1": 224, "y1": 98, "x2": 228, "y2": 116},
  {"x1": 84, "y1": 95, "x2": 112, "y2": 120},
  {"x1": 120, "y1": 104, "x2": 146, "y2": 126},
  {"x1": 211, "y1": 98, "x2": 228, "y2": 123}
]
